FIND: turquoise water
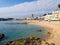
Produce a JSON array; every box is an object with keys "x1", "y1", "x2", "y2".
[{"x1": 0, "y1": 21, "x2": 49, "y2": 44}]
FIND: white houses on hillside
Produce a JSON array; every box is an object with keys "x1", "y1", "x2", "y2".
[
  {"x1": 52, "y1": 10, "x2": 60, "y2": 20},
  {"x1": 44, "y1": 13, "x2": 58, "y2": 21},
  {"x1": 44, "y1": 10, "x2": 60, "y2": 21}
]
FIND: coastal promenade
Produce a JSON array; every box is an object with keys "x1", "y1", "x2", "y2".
[{"x1": 23, "y1": 20, "x2": 60, "y2": 45}]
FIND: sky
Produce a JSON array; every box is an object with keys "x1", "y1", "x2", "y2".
[{"x1": 0, "y1": 0, "x2": 60, "y2": 18}]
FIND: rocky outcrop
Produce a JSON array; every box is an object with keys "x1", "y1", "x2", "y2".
[
  {"x1": 4, "y1": 41, "x2": 13, "y2": 45},
  {"x1": 0, "y1": 33, "x2": 4, "y2": 40},
  {"x1": 4, "y1": 37, "x2": 55, "y2": 45}
]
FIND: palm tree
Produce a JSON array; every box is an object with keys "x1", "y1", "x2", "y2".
[{"x1": 58, "y1": 4, "x2": 60, "y2": 9}]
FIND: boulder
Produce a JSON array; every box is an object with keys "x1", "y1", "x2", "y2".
[
  {"x1": 0, "y1": 33, "x2": 5, "y2": 39},
  {"x1": 4, "y1": 41, "x2": 13, "y2": 45}
]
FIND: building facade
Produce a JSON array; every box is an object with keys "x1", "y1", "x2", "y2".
[
  {"x1": 52, "y1": 10, "x2": 60, "y2": 20},
  {"x1": 44, "y1": 10, "x2": 60, "y2": 21},
  {"x1": 44, "y1": 14, "x2": 58, "y2": 21}
]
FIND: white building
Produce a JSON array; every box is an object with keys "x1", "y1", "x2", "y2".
[
  {"x1": 44, "y1": 10, "x2": 60, "y2": 21},
  {"x1": 52, "y1": 10, "x2": 60, "y2": 20},
  {"x1": 44, "y1": 13, "x2": 58, "y2": 21}
]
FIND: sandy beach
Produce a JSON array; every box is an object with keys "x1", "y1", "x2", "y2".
[{"x1": 23, "y1": 20, "x2": 60, "y2": 45}]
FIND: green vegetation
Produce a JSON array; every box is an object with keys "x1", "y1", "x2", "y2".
[{"x1": 58, "y1": 4, "x2": 60, "y2": 9}]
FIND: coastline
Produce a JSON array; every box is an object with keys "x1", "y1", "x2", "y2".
[{"x1": 23, "y1": 20, "x2": 60, "y2": 45}]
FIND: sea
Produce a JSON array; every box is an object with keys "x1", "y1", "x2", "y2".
[{"x1": 0, "y1": 21, "x2": 49, "y2": 45}]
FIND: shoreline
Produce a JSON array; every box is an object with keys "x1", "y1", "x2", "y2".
[{"x1": 23, "y1": 20, "x2": 60, "y2": 45}]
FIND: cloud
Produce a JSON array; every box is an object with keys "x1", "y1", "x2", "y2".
[{"x1": 0, "y1": 0, "x2": 60, "y2": 18}]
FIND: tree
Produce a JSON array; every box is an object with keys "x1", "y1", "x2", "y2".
[
  {"x1": 58, "y1": 4, "x2": 60, "y2": 9},
  {"x1": 43, "y1": 14, "x2": 47, "y2": 16}
]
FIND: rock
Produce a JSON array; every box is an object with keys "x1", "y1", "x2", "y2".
[
  {"x1": 50, "y1": 43, "x2": 55, "y2": 45},
  {"x1": 29, "y1": 36, "x2": 35, "y2": 40},
  {"x1": 37, "y1": 30, "x2": 42, "y2": 32},
  {"x1": 47, "y1": 32, "x2": 51, "y2": 35},
  {"x1": 0, "y1": 33, "x2": 5, "y2": 39},
  {"x1": 4, "y1": 41, "x2": 13, "y2": 45},
  {"x1": 4, "y1": 37, "x2": 55, "y2": 45}
]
